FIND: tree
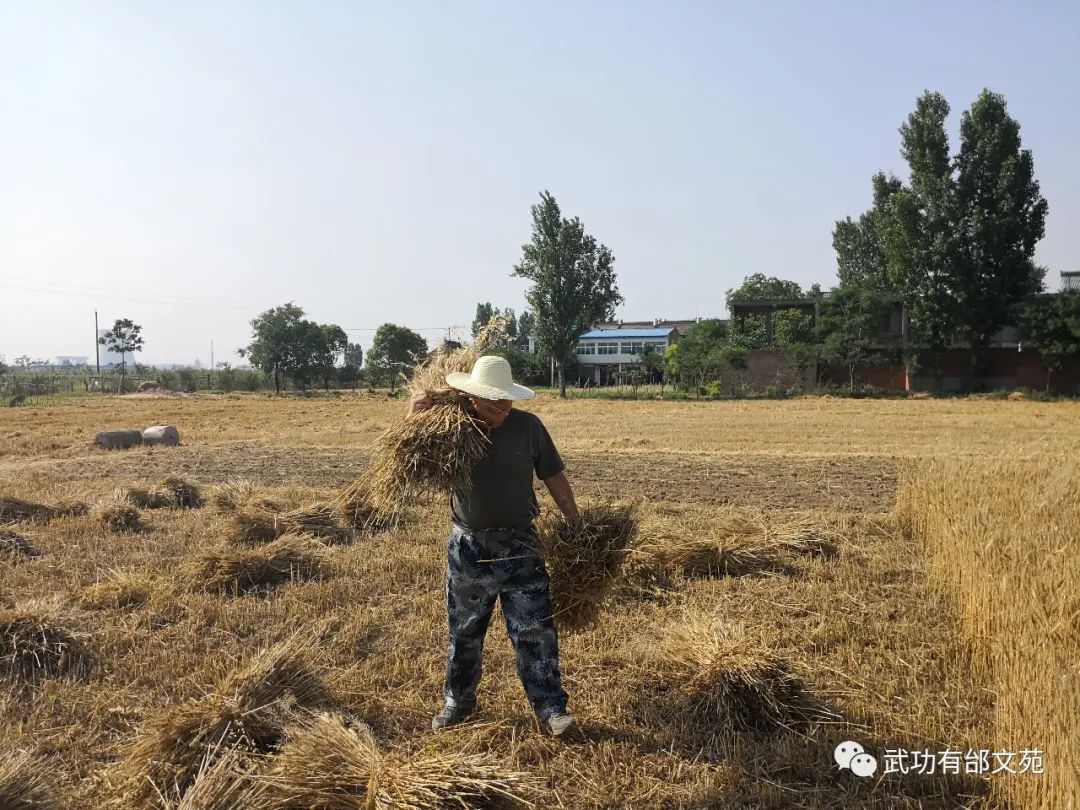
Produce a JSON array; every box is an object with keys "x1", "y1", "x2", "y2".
[
  {"x1": 239, "y1": 303, "x2": 306, "y2": 394},
  {"x1": 725, "y1": 274, "x2": 804, "y2": 302},
  {"x1": 516, "y1": 310, "x2": 535, "y2": 350},
  {"x1": 855, "y1": 90, "x2": 1047, "y2": 389},
  {"x1": 952, "y1": 90, "x2": 1048, "y2": 376},
  {"x1": 14, "y1": 355, "x2": 32, "y2": 370},
  {"x1": 344, "y1": 342, "x2": 364, "y2": 371},
  {"x1": 1016, "y1": 293, "x2": 1080, "y2": 393},
  {"x1": 833, "y1": 173, "x2": 903, "y2": 291},
  {"x1": 471, "y1": 303, "x2": 496, "y2": 338},
  {"x1": 310, "y1": 324, "x2": 348, "y2": 391},
  {"x1": 512, "y1": 191, "x2": 622, "y2": 398},
  {"x1": 817, "y1": 280, "x2": 892, "y2": 392},
  {"x1": 216, "y1": 362, "x2": 237, "y2": 393},
  {"x1": 638, "y1": 345, "x2": 665, "y2": 389},
  {"x1": 98, "y1": 318, "x2": 144, "y2": 393},
  {"x1": 667, "y1": 319, "x2": 744, "y2": 392},
  {"x1": 366, "y1": 324, "x2": 428, "y2": 392}
]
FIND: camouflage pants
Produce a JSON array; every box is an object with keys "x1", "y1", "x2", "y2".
[{"x1": 443, "y1": 524, "x2": 568, "y2": 719}]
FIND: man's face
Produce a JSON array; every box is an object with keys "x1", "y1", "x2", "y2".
[{"x1": 469, "y1": 396, "x2": 513, "y2": 428}]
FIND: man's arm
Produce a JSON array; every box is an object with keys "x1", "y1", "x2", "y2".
[{"x1": 543, "y1": 470, "x2": 580, "y2": 521}]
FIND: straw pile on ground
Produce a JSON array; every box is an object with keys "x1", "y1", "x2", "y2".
[
  {"x1": 79, "y1": 572, "x2": 157, "y2": 611},
  {"x1": 211, "y1": 480, "x2": 283, "y2": 513},
  {"x1": 228, "y1": 502, "x2": 351, "y2": 545},
  {"x1": 0, "y1": 749, "x2": 56, "y2": 810},
  {"x1": 169, "y1": 749, "x2": 263, "y2": 809},
  {"x1": 187, "y1": 535, "x2": 330, "y2": 595},
  {"x1": 628, "y1": 504, "x2": 840, "y2": 583},
  {"x1": 1, "y1": 600, "x2": 92, "y2": 683},
  {"x1": 260, "y1": 711, "x2": 537, "y2": 809},
  {"x1": 536, "y1": 501, "x2": 638, "y2": 633},
  {"x1": 0, "y1": 496, "x2": 87, "y2": 524},
  {"x1": 94, "y1": 499, "x2": 144, "y2": 533},
  {"x1": 1, "y1": 528, "x2": 41, "y2": 560},
  {"x1": 642, "y1": 616, "x2": 836, "y2": 734},
  {"x1": 339, "y1": 318, "x2": 511, "y2": 525},
  {"x1": 123, "y1": 477, "x2": 204, "y2": 510},
  {"x1": 108, "y1": 635, "x2": 329, "y2": 809}
]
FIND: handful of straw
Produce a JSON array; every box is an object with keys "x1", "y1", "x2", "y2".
[
  {"x1": 343, "y1": 319, "x2": 512, "y2": 524},
  {"x1": 536, "y1": 500, "x2": 639, "y2": 633}
]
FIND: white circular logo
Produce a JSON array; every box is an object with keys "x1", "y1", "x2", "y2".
[{"x1": 834, "y1": 741, "x2": 865, "y2": 769}]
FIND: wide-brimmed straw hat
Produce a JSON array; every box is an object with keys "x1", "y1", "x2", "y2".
[{"x1": 446, "y1": 355, "x2": 535, "y2": 401}]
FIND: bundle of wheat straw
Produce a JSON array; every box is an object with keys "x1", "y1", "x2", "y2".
[
  {"x1": 0, "y1": 749, "x2": 56, "y2": 810},
  {"x1": 336, "y1": 480, "x2": 397, "y2": 535},
  {"x1": 94, "y1": 499, "x2": 144, "y2": 533},
  {"x1": 262, "y1": 711, "x2": 537, "y2": 809},
  {"x1": 650, "y1": 616, "x2": 837, "y2": 733},
  {"x1": 79, "y1": 571, "x2": 156, "y2": 611},
  {"x1": 211, "y1": 480, "x2": 282, "y2": 513},
  {"x1": 187, "y1": 535, "x2": 330, "y2": 595},
  {"x1": 109, "y1": 634, "x2": 328, "y2": 809},
  {"x1": 0, "y1": 600, "x2": 92, "y2": 683},
  {"x1": 228, "y1": 503, "x2": 351, "y2": 546},
  {"x1": 536, "y1": 501, "x2": 638, "y2": 633},
  {"x1": 172, "y1": 748, "x2": 265, "y2": 810},
  {"x1": 337, "y1": 316, "x2": 513, "y2": 525},
  {"x1": 0, "y1": 496, "x2": 87, "y2": 524}
]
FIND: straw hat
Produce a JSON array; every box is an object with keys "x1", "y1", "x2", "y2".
[{"x1": 446, "y1": 355, "x2": 535, "y2": 401}]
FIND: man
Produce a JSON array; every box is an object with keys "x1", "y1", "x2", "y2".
[{"x1": 408, "y1": 354, "x2": 581, "y2": 737}]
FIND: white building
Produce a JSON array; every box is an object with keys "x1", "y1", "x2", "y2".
[{"x1": 573, "y1": 327, "x2": 677, "y2": 385}]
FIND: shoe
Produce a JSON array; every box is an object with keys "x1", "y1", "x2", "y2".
[
  {"x1": 431, "y1": 704, "x2": 473, "y2": 732},
  {"x1": 542, "y1": 711, "x2": 579, "y2": 738}
]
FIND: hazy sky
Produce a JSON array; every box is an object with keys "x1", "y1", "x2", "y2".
[{"x1": 2, "y1": 2, "x2": 1078, "y2": 365}]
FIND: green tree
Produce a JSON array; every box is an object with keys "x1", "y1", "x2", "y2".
[
  {"x1": 238, "y1": 303, "x2": 306, "y2": 394},
  {"x1": 366, "y1": 324, "x2": 428, "y2": 391},
  {"x1": 98, "y1": 318, "x2": 144, "y2": 393},
  {"x1": 668, "y1": 319, "x2": 745, "y2": 392},
  {"x1": 861, "y1": 90, "x2": 1047, "y2": 388},
  {"x1": 344, "y1": 342, "x2": 364, "y2": 371},
  {"x1": 516, "y1": 310, "x2": 535, "y2": 349},
  {"x1": 215, "y1": 362, "x2": 237, "y2": 393},
  {"x1": 725, "y1": 273, "x2": 804, "y2": 302},
  {"x1": 512, "y1": 191, "x2": 622, "y2": 398},
  {"x1": 471, "y1": 303, "x2": 495, "y2": 338},
  {"x1": 832, "y1": 173, "x2": 903, "y2": 291},
  {"x1": 638, "y1": 345, "x2": 665, "y2": 390},
  {"x1": 817, "y1": 280, "x2": 892, "y2": 392},
  {"x1": 1016, "y1": 293, "x2": 1080, "y2": 393},
  {"x1": 952, "y1": 90, "x2": 1048, "y2": 375}
]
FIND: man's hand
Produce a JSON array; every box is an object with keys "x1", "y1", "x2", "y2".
[
  {"x1": 407, "y1": 392, "x2": 434, "y2": 417},
  {"x1": 543, "y1": 470, "x2": 580, "y2": 521}
]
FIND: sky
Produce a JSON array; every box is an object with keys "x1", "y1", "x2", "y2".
[{"x1": 2, "y1": 1, "x2": 1079, "y2": 366}]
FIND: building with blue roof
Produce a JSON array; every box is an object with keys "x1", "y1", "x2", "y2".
[{"x1": 574, "y1": 325, "x2": 679, "y2": 385}]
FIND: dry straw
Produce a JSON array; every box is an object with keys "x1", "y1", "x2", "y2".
[
  {"x1": 0, "y1": 496, "x2": 87, "y2": 524},
  {"x1": 170, "y1": 749, "x2": 265, "y2": 809},
  {"x1": 94, "y1": 499, "x2": 144, "y2": 533},
  {"x1": 211, "y1": 480, "x2": 282, "y2": 514},
  {"x1": 109, "y1": 634, "x2": 329, "y2": 809},
  {"x1": 646, "y1": 616, "x2": 836, "y2": 734},
  {"x1": 0, "y1": 749, "x2": 56, "y2": 810},
  {"x1": 123, "y1": 477, "x2": 204, "y2": 510},
  {"x1": 536, "y1": 500, "x2": 638, "y2": 633},
  {"x1": 338, "y1": 317, "x2": 511, "y2": 524},
  {"x1": 187, "y1": 535, "x2": 330, "y2": 595},
  {"x1": 0, "y1": 600, "x2": 92, "y2": 684},
  {"x1": 260, "y1": 711, "x2": 537, "y2": 809},
  {"x1": 1, "y1": 528, "x2": 41, "y2": 561},
  {"x1": 228, "y1": 503, "x2": 351, "y2": 546},
  {"x1": 79, "y1": 571, "x2": 156, "y2": 611}
]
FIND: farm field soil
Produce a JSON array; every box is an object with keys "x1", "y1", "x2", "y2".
[{"x1": 1, "y1": 393, "x2": 1074, "y2": 808}]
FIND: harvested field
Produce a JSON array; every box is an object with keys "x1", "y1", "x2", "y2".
[{"x1": 0, "y1": 392, "x2": 1076, "y2": 808}]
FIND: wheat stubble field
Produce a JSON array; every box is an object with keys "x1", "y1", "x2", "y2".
[{"x1": 1, "y1": 393, "x2": 1077, "y2": 809}]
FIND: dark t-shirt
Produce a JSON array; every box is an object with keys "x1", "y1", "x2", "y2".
[{"x1": 450, "y1": 408, "x2": 565, "y2": 530}]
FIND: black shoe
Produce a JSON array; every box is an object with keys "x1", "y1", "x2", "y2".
[{"x1": 431, "y1": 704, "x2": 474, "y2": 731}]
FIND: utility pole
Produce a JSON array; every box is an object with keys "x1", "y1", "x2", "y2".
[
  {"x1": 94, "y1": 310, "x2": 101, "y2": 384},
  {"x1": 209, "y1": 341, "x2": 215, "y2": 390}
]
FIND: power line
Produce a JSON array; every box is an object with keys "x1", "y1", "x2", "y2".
[{"x1": 0, "y1": 281, "x2": 251, "y2": 311}]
